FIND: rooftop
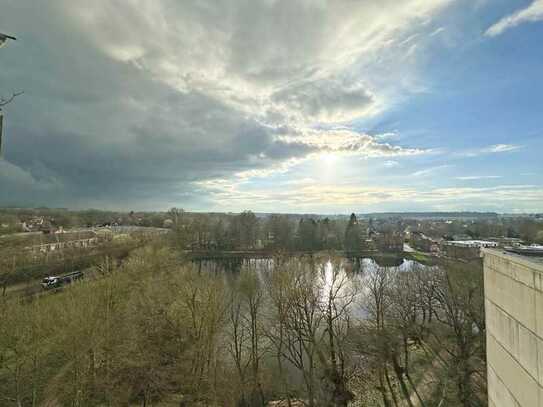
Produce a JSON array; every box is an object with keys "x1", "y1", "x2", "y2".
[
  {"x1": 445, "y1": 240, "x2": 499, "y2": 247},
  {"x1": 505, "y1": 244, "x2": 543, "y2": 258},
  {"x1": 483, "y1": 247, "x2": 543, "y2": 268}
]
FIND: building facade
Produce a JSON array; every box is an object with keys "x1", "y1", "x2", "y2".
[
  {"x1": 375, "y1": 231, "x2": 404, "y2": 253},
  {"x1": 483, "y1": 249, "x2": 543, "y2": 407}
]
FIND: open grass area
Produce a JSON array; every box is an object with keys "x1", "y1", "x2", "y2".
[{"x1": 405, "y1": 251, "x2": 435, "y2": 265}]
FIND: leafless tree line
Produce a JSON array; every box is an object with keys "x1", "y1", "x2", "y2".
[{"x1": 0, "y1": 246, "x2": 486, "y2": 406}]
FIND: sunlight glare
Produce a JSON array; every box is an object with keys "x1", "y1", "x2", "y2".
[{"x1": 321, "y1": 152, "x2": 337, "y2": 165}]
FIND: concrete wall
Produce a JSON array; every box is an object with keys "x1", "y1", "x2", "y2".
[{"x1": 483, "y1": 249, "x2": 543, "y2": 407}]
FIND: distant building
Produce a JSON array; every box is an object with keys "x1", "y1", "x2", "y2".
[
  {"x1": 375, "y1": 231, "x2": 404, "y2": 253},
  {"x1": 410, "y1": 231, "x2": 437, "y2": 253},
  {"x1": 489, "y1": 237, "x2": 524, "y2": 248},
  {"x1": 441, "y1": 240, "x2": 498, "y2": 259},
  {"x1": 483, "y1": 249, "x2": 543, "y2": 407},
  {"x1": 452, "y1": 234, "x2": 472, "y2": 241},
  {"x1": 25, "y1": 230, "x2": 101, "y2": 256}
]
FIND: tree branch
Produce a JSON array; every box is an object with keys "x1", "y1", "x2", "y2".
[{"x1": 0, "y1": 91, "x2": 24, "y2": 108}]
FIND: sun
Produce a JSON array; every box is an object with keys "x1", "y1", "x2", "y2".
[{"x1": 321, "y1": 152, "x2": 337, "y2": 165}]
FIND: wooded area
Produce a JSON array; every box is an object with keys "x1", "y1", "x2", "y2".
[{"x1": 0, "y1": 241, "x2": 486, "y2": 406}]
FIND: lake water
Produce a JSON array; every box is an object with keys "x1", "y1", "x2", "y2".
[
  {"x1": 192, "y1": 256, "x2": 435, "y2": 318},
  {"x1": 193, "y1": 256, "x2": 429, "y2": 275}
]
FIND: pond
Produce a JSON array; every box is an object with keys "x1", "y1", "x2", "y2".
[
  {"x1": 192, "y1": 255, "x2": 436, "y2": 319},
  {"x1": 193, "y1": 255, "x2": 430, "y2": 275}
]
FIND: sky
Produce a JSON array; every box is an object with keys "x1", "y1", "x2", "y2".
[{"x1": 0, "y1": 0, "x2": 542, "y2": 214}]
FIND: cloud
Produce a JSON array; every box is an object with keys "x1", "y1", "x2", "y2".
[
  {"x1": 271, "y1": 79, "x2": 378, "y2": 124},
  {"x1": 482, "y1": 144, "x2": 522, "y2": 153},
  {"x1": 283, "y1": 178, "x2": 316, "y2": 186},
  {"x1": 276, "y1": 129, "x2": 429, "y2": 158},
  {"x1": 411, "y1": 165, "x2": 451, "y2": 177},
  {"x1": 454, "y1": 175, "x2": 502, "y2": 180},
  {"x1": 458, "y1": 144, "x2": 523, "y2": 157},
  {"x1": 486, "y1": 0, "x2": 543, "y2": 37},
  {"x1": 0, "y1": 159, "x2": 63, "y2": 206},
  {"x1": 429, "y1": 27, "x2": 445, "y2": 37},
  {"x1": 196, "y1": 181, "x2": 543, "y2": 213},
  {"x1": 1, "y1": 0, "x2": 452, "y2": 209},
  {"x1": 374, "y1": 132, "x2": 401, "y2": 141},
  {"x1": 195, "y1": 129, "x2": 429, "y2": 184},
  {"x1": 383, "y1": 160, "x2": 400, "y2": 168}
]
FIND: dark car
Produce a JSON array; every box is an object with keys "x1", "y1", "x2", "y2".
[{"x1": 41, "y1": 271, "x2": 84, "y2": 290}]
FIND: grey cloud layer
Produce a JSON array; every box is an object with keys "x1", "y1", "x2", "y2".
[
  {"x1": 271, "y1": 79, "x2": 377, "y2": 123},
  {"x1": 0, "y1": 0, "x2": 450, "y2": 209}
]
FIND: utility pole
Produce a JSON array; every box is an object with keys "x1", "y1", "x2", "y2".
[{"x1": 0, "y1": 32, "x2": 19, "y2": 157}]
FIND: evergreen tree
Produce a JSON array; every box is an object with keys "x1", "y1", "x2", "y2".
[{"x1": 344, "y1": 213, "x2": 362, "y2": 253}]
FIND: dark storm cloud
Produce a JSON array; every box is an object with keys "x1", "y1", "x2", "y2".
[
  {"x1": 271, "y1": 79, "x2": 376, "y2": 123},
  {"x1": 0, "y1": 0, "x2": 446, "y2": 209}
]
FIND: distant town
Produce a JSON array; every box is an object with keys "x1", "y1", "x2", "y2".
[{"x1": 2, "y1": 207, "x2": 542, "y2": 261}]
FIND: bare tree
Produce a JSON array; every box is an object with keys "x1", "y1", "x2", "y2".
[
  {"x1": 227, "y1": 267, "x2": 266, "y2": 406},
  {"x1": 429, "y1": 261, "x2": 486, "y2": 407},
  {"x1": 360, "y1": 265, "x2": 397, "y2": 406},
  {"x1": 264, "y1": 256, "x2": 295, "y2": 405},
  {"x1": 318, "y1": 258, "x2": 356, "y2": 406}
]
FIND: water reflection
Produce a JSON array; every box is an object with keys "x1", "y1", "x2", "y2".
[
  {"x1": 191, "y1": 256, "x2": 434, "y2": 323},
  {"x1": 193, "y1": 256, "x2": 423, "y2": 276}
]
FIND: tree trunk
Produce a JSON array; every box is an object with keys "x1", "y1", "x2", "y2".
[
  {"x1": 384, "y1": 365, "x2": 399, "y2": 407},
  {"x1": 391, "y1": 355, "x2": 415, "y2": 407}
]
